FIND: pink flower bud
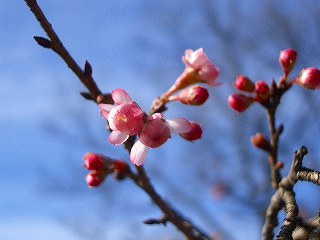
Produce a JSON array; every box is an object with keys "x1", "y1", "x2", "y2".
[
  {"x1": 179, "y1": 122, "x2": 202, "y2": 141},
  {"x1": 234, "y1": 75, "x2": 255, "y2": 92},
  {"x1": 169, "y1": 85, "x2": 209, "y2": 105},
  {"x1": 86, "y1": 171, "x2": 106, "y2": 188},
  {"x1": 295, "y1": 67, "x2": 320, "y2": 90},
  {"x1": 255, "y1": 81, "x2": 269, "y2": 96},
  {"x1": 228, "y1": 94, "x2": 254, "y2": 113},
  {"x1": 83, "y1": 153, "x2": 105, "y2": 170},
  {"x1": 279, "y1": 48, "x2": 297, "y2": 75}
]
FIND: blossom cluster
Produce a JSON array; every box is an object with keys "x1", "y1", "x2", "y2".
[{"x1": 97, "y1": 48, "x2": 219, "y2": 167}]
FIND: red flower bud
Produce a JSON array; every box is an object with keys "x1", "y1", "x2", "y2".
[
  {"x1": 234, "y1": 75, "x2": 255, "y2": 92},
  {"x1": 83, "y1": 153, "x2": 106, "y2": 170},
  {"x1": 279, "y1": 48, "x2": 297, "y2": 75},
  {"x1": 228, "y1": 94, "x2": 254, "y2": 113},
  {"x1": 179, "y1": 122, "x2": 202, "y2": 141},
  {"x1": 251, "y1": 132, "x2": 271, "y2": 152},
  {"x1": 170, "y1": 85, "x2": 209, "y2": 105},
  {"x1": 86, "y1": 171, "x2": 106, "y2": 188},
  {"x1": 255, "y1": 81, "x2": 269, "y2": 96},
  {"x1": 295, "y1": 67, "x2": 320, "y2": 90}
]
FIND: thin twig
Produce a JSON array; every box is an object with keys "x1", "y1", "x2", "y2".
[{"x1": 25, "y1": 0, "x2": 103, "y2": 103}]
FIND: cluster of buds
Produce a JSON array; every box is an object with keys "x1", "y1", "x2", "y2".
[
  {"x1": 99, "y1": 89, "x2": 199, "y2": 165},
  {"x1": 83, "y1": 153, "x2": 130, "y2": 188},
  {"x1": 228, "y1": 47, "x2": 320, "y2": 113},
  {"x1": 228, "y1": 75, "x2": 270, "y2": 112}
]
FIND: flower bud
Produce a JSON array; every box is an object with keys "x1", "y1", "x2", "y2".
[
  {"x1": 179, "y1": 122, "x2": 202, "y2": 141},
  {"x1": 251, "y1": 132, "x2": 271, "y2": 152},
  {"x1": 83, "y1": 153, "x2": 106, "y2": 170},
  {"x1": 234, "y1": 75, "x2": 255, "y2": 92},
  {"x1": 255, "y1": 81, "x2": 269, "y2": 96},
  {"x1": 86, "y1": 171, "x2": 106, "y2": 188},
  {"x1": 295, "y1": 67, "x2": 320, "y2": 90},
  {"x1": 279, "y1": 48, "x2": 297, "y2": 75},
  {"x1": 169, "y1": 85, "x2": 209, "y2": 105},
  {"x1": 228, "y1": 94, "x2": 254, "y2": 113}
]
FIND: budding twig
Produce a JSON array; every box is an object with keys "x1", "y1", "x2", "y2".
[{"x1": 24, "y1": 1, "x2": 213, "y2": 239}]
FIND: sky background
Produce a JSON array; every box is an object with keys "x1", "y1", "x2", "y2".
[{"x1": 1, "y1": 1, "x2": 320, "y2": 240}]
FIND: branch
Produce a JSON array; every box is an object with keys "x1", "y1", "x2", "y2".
[
  {"x1": 24, "y1": 1, "x2": 212, "y2": 239},
  {"x1": 262, "y1": 146, "x2": 308, "y2": 240},
  {"x1": 24, "y1": 0, "x2": 109, "y2": 104}
]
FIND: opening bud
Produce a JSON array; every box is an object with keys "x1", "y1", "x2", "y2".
[
  {"x1": 179, "y1": 122, "x2": 202, "y2": 141},
  {"x1": 228, "y1": 94, "x2": 254, "y2": 113},
  {"x1": 279, "y1": 48, "x2": 297, "y2": 75},
  {"x1": 163, "y1": 48, "x2": 220, "y2": 98},
  {"x1": 234, "y1": 75, "x2": 255, "y2": 92},
  {"x1": 168, "y1": 85, "x2": 209, "y2": 105},
  {"x1": 251, "y1": 133, "x2": 271, "y2": 152},
  {"x1": 295, "y1": 67, "x2": 320, "y2": 90}
]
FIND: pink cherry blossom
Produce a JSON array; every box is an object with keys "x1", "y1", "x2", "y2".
[
  {"x1": 182, "y1": 48, "x2": 220, "y2": 85},
  {"x1": 164, "y1": 48, "x2": 220, "y2": 97},
  {"x1": 99, "y1": 89, "x2": 144, "y2": 145},
  {"x1": 130, "y1": 113, "x2": 191, "y2": 166}
]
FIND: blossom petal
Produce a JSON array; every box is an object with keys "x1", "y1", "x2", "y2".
[
  {"x1": 99, "y1": 104, "x2": 114, "y2": 120},
  {"x1": 112, "y1": 88, "x2": 132, "y2": 104},
  {"x1": 130, "y1": 140, "x2": 149, "y2": 166},
  {"x1": 108, "y1": 130, "x2": 129, "y2": 145},
  {"x1": 166, "y1": 118, "x2": 191, "y2": 134}
]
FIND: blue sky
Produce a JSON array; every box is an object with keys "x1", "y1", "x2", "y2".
[{"x1": 1, "y1": 1, "x2": 320, "y2": 240}]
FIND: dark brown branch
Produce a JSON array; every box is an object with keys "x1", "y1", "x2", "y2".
[
  {"x1": 25, "y1": 0, "x2": 103, "y2": 103},
  {"x1": 132, "y1": 166, "x2": 212, "y2": 240}
]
